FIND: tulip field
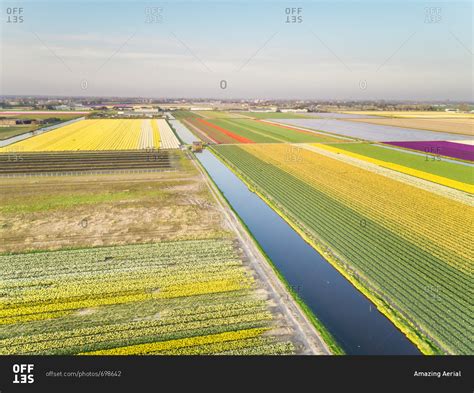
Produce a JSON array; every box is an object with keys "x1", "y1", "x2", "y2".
[
  {"x1": 2, "y1": 107, "x2": 470, "y2": 358},
  {"x1": 0, "y1": 119, "x2": 181, "y2": 152},
  {"x1": 0, "y1": 239, "x2": 295, "y2": 355},
  {"x1": 212, "y1": 144, "x2": 473, "y2": 355},
  {"x1": 183, "y1": 117, "x2": 344, "y2": 144},
  {"x1": 315, "y1": 143, "x2": 473, "y2": 193}
]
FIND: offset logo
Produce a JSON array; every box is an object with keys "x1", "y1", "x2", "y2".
[
  {"x1": 5, "y1": 7, "x2": 24, "y2": 23},
  {"x1": 12, "y1": 364, "x2": 34, "y2": 384}
]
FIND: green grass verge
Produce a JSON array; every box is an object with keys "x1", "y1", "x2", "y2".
[
  {"x1": 1, "y1": 187, "x2": 167, "y2": 214},
  {"x1": 0, "y1": 115, "x2": 83, "y2": 140},
  {"x1": 334, "y1": 142, "x2": 474, "y2": 185}
]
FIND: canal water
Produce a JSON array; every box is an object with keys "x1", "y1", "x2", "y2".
[{"x1": 195, "y1": 149, "x2": 420, "y2": 355}]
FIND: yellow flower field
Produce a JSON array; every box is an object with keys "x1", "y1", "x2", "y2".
[
  {"x1": 0, "y1": 119, "x2": 161, "y2": 152},
  {"x1": 0, "y1": 240, "x2": 295, "y2": 355},
  {"x1": 213, "y1": 144, "x2": 472, "y2": 354},
  {"x1": 239, "y1": 144, "x2": 473, "y2": 274},
  {"x1": 82, "y1": 328, "x2": 268, "y2": 355},
  {"x1": 151, "y1": 118, "x2": 161, "y2": 146},
  {"x1": 313, "y1": 143, "x2": 473, "y2": 193}
]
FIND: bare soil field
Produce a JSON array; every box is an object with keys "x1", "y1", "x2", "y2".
[
  {"x1": 0, "y1": 155, "x2": 230, "y2": 253},
  {"x1": 349, "y1": 118, "x2": 474, "y2": 136}
]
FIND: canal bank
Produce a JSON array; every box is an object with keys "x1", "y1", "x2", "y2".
[
  {"x1": 189, "y1": 150, "x2": 333, "y2": 355},
  {"x1": 194, "y1": 148, "x2": 421, "y2": 355}
]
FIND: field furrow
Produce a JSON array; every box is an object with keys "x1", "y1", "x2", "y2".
[{"x1": 212, "y1": 144, "x2": 473, "y2": 354}]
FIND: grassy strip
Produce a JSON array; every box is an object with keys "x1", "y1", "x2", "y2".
[
  {"x1": 326, "y1": 142, "x2": 473, "y2": 186},
  {"x1": 0, "y1": 117, "x2": 84, "y2": 143},
  {"x1": 0, "y1": 188, "x2": 168, "y2": 214},
  {"x1": 198, "y1": 147, "x2": 344, "y2": 355},
  {"x1": 210, "y1": 145, "x2": 442, "y2": 355},
  {"x1": 0, "y1": 126, "x2": 38, "y2": 140}
]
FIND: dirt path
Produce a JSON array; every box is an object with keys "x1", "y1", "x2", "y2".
[{"x1": 190, "y1": 151, "x2": 331, "y2": 355}]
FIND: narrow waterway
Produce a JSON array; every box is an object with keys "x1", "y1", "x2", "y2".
[{"x1": 196, "y1": 149, "x2": 421, "y2": 355}]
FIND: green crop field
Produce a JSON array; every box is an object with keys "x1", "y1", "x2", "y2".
[
  {"x1": 186, "y1": 117, "x2": 345, "y2": 144},
  {"x1": 0, "y1": 239, "x2": 294, "y2": 355},
  {"x1": 332, "y1": 142, "x2": 474, "y2": 185},
  {"x1": 212, "y1": 144, "x2": 472, "y2": 355},
  {"x1": 0, "y1": 126, "x2": 37, "y2": 140},
  {"x1": 216, "y1": 119, "x2": 343, "y2": 143},
  {"x1": 171, "y1": 110, "x2": 203, "y2": 120}
]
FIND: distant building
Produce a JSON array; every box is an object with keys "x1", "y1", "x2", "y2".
[
  {"x1": 54, "y1": 105, "x2": 71, "y2": 111},
  {"x1": 0, "y1": 118, "x2": 38, "y2": 126},
  {"x1": 280, "y1": 108, "x2": 308, "y2": 113},
  {"x1": 72, "y1": 104, "x2": 92, "y2": 111},
  {"x1": 249, "y1": 107, "x2": 277, "y2": 112},
  {"x1": 133, "y1": 108, "x2": 159, "y2": 113}
]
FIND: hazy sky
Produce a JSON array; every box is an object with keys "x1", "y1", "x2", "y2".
[{"x1": 1, "y1": 0, "x2": 472, "y2": 100}]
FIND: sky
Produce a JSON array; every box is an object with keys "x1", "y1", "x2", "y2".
[{"x1": 0, "y1": 0, "x2": 472, "y2": 100}]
